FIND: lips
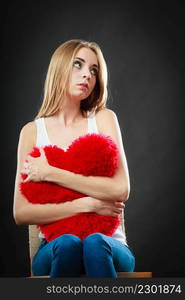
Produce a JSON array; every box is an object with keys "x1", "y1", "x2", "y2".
[{"x1": 77, "y1": 83, "x2": 89, "y2": 89}]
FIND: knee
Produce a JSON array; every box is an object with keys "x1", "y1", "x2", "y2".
[
  {"x1": 83, "y1": 233, "x2": 110, "y2": 257},
  {"x1": 53, "y1": 234, "x2": 82, "y2": 256},
  {"x1": 84, "y1": 233, "x2": 105, "y2": 246}
]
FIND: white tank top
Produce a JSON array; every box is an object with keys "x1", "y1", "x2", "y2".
[{"x1": 35, "y1": 113, "x2": 128, "y2": 245}]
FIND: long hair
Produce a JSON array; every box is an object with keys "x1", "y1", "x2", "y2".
[{"x1": 35, "y1": 39, "x2": 108, "y2": 119}]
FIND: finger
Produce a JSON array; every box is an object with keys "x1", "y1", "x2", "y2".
[
  {"x1": 26, "y1": 155, "x2": 33, "y2": 162},
  {"x1": 23, "y1": 162, "x2": 29, "y2": 168},
  {"x1": 120, "y1": 201, "x2": 125, "y2": 207},
  {"x1": 116, "y1": 202, "x2": 124, "y2": 207},
  {"x1": 113, "y1": 208, "x2": 122, "y2": 214},
  {"x1": 24, "y1": 175, "x2": 31, "y2": 182},
  {"x1": 21, "y1": 168, "x2": 28, "y2": 174},
  {"x1": 115, "y1": 202, "x2": 125, "y2": 208},
  {"x1": 116, "y1": 200, "x2": 125, "y2": 205},
  {"x1": 40, "y1": 147, "x2": 45, "y2": 157},
  {"x1": 112, "y1": 212, "x2": 120, "y2": 217},
  {"x1": 114, "y1": 210, "x2": 123, "y2": 217}
]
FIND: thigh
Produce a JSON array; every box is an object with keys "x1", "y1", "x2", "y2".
[
  {"x1": 32, "y1": 234, "x2": 84, "y2": 276},
  {"x1": 101, "y1": 235, "x2": 135, "y2": 272},
  {"x1": 32, "y1": 238, "x2": 55, "y2": 276}
]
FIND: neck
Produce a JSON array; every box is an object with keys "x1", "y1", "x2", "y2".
[{"x1": 56, "y1": 95, "x2": 83, "y2": 127}]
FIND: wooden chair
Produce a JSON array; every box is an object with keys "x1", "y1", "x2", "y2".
[{"x1": 29, "y1": 225, "x2": 152, "y2": 278}]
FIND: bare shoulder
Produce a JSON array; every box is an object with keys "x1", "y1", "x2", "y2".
[
  {"x1": 19, "y1": 121, "x2": 36, "y2": 148},
  {"x1": 15, "y1": 121, "x2": 37, "y2": 169},
  {"x1": 96, "y1": 108, "x2": 117, "y2": 119},
  {"x1": 95, "y1": 108, "x2": 118, "y2": 132},
  {"x1": 20, "y1": 121, "x2": 35, "y2": 133}
]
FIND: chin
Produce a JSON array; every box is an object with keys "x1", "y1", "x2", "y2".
[{"x1": 71, "y1": 93, "x2": 89, "y2": 102}]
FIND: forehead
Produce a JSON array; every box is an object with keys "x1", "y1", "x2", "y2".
[{"x1": 75, "y1": 47, "x2": 98, "y2": 65}]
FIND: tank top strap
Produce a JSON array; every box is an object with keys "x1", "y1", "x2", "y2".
[
  {"x1": 35, "y1": 118, "x2": 51, "y2": 147},
  {"x1": 87, "y1": 111, "x2": 99, "y2": 134}
]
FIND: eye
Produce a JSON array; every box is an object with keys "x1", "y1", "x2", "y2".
[
  {"x1": 91, "y1": 68, "x2": 98, "y2": 76},
  {"x1": 73, "y1": 60, "x2": 82, "y2": 68}
]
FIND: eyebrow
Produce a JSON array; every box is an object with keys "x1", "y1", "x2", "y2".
[{"x1": 75, "y1": 57, "x2": 99, "y2": 69}]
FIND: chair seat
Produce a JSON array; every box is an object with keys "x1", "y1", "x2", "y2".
[
  {"x1": 117, "y1": 272, "x2": 152, "y2": 278},
  {"x1": 29, "y1": 225, "x2": 152, "y2": 279},
  {"x1": 31, "y1": 272, "x2": 152, "y2": 278}
]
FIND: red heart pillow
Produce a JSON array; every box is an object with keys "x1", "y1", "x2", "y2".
[{"x1": 20, "y1": 133, "x2": 120, "y2": 242}]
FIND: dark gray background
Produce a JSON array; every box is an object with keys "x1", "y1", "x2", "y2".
[{"x1": 1, "y1": 0, "x2": 185, "y2": 277}]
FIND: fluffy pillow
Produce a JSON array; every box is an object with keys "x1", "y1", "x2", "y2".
[{"x1": 20, "y1": 133, "x2": 121, "y2": 242}]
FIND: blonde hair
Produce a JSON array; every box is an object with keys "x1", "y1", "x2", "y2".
[{"x1": 35, "y1": 39, "x2": 108, "y2": 119}]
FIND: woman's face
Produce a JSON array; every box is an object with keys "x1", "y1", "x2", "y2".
[{"x1": 68, "y1": 47, "x2": 99, "y2": 101}]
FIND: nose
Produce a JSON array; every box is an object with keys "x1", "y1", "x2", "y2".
[{"x1": 82, "y1": 67, "x2": 91, "y2": 79}]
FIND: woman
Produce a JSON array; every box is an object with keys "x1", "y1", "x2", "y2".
[{"x1": 13, "y1": 39, "x2": 135, "y2": 277}]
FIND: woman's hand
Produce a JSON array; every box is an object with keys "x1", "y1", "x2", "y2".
[
  {"x1": 21, "y1": 148, "x2": 50, "y2": 182},
  {"x1": 91, "y1": 198, "x2": 125, "y2": 217},
  {"x1": 72, "y1": 197, "x2": 125, "y2": 217}
]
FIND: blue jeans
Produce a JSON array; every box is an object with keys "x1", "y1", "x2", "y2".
[{"x1": 32, "y1": 233, "x2": 135, "y2": 278}]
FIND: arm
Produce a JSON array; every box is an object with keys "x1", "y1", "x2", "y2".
[
  {"x1": 23, "y1": 109, "x2": 130, "y2": 202},
  {"x1": 14, "y1": 122, "x2": 124, "y2": 225},
  {"x1": 44, "y1": 109, "x2": 130, "y2": 202},
  {"x1": 13, "y1": 123, "x2": 95, "y2": 225}
]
